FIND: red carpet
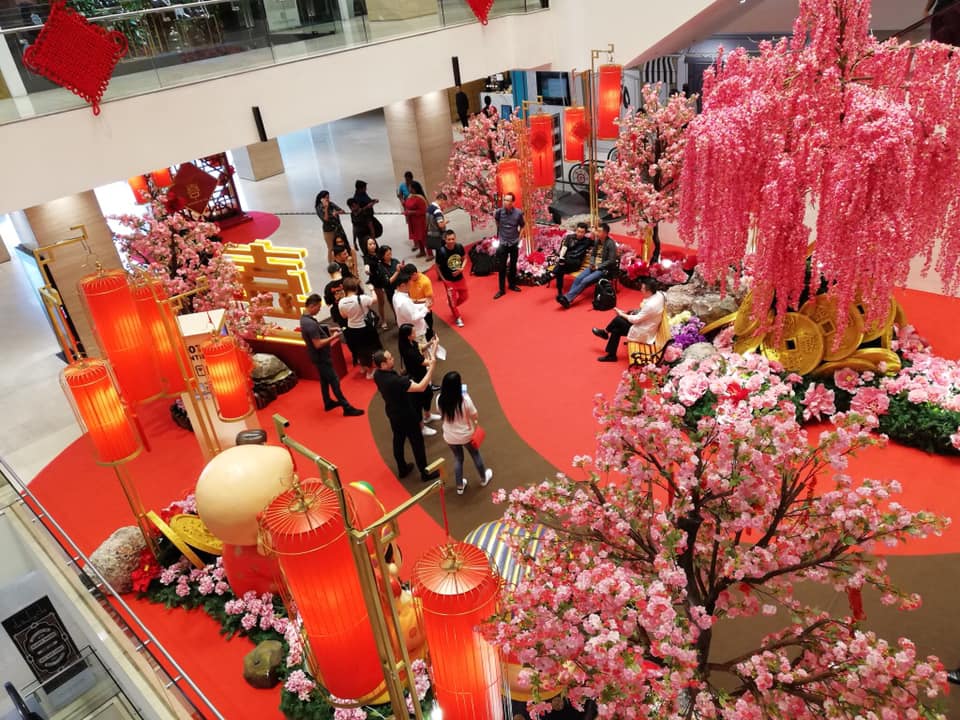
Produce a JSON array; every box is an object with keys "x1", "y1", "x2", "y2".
[{"x1": 217, "y1": 211, "x2": 281, "y2": 245}]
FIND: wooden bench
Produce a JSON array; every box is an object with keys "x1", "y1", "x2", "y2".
[{"x1": 627, "y1": 313, "x2": 672, "y2": 366}]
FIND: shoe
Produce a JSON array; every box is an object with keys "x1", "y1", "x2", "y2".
[
  {"x1": 426, "y1": 254, "x2": 435, "y2": 261},
  {"x1": 597, "y1": 354, "x2": 618, "y2": 362},
  {"x1": 343, "y1": 406, "x2": 364, "y2": 417},
  {"x1": 481, "y1": 468, "x2": 493, "y2": 487},
  {"x1": 422, "y1": 425, "x2": 438, "y2": 436},
  {"x1": 324, "y1": 401, "x2": 343, "y2": 412},
  {"x1": 457, "y1": 478, "x2": 468, "y2": 495},
  {"x1": 948, "y1": 669, "x2": 960, "y2": 686},
  {"x1": 416, "y1": 250, "x2": 426, "y2": 257},
  {"x1": 424, "y1": 412, "x2": 442, "y2": 422},
  {"x1": 592, "y1": 327, "x2": 609, "y2": 340},
  {"x1": 421, "y1": 469, "x2": 440, "y2": 482},
  {"x1": 557, "y1": 296, "x2": 570, "y2": 308},
  {"x1": 509, "y1": 285, "x2": 521, "y2": 292},
  {"x1": 398, "y1": 462, "x2": 414, "y2": 478},
  {"x1": 429, "y1": 384, "x2": 441, "y2": 392},
  {"x1": 493, "y1": 291, "x2": 505, "y2": 299},
  {"x1": 455, "y1": 318, "x2": 464, "y2": 327}
]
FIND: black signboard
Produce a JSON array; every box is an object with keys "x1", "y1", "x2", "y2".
[{"x1": 3, "y1": 596, "x2": 82, "y2": 692}]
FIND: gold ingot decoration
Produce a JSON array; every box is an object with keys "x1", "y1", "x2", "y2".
[
  {"x1": 760, "y1": 312, "x2": 825, "y2": 375},
  {"x1": 894, "y1": 300, "x2": 907, "y2": 329},
  {"x1": 799, "y1": 295, "x2": 864, "y2": 361},
  {"x1": 147, "y1": 511, "x2": 204, "y2": 568},
  {"x1": 733, "y1": 290, "x2": 759, "y2": 337},
  {"x1": 856, "y1": 297, "x2": 897, "y2": 343},
  {"x1": 169, "y1": 514, "x2": 224, "y2": 555},
  {"x1": 700, "y1": 311, "x2": 738, "y2": 336},
  {"x1": 850, "y1": 348, "x2": 902, "y2": 375},
  {"x1": 733, "y1": 328, "x2": 765, "y2": 355},
  {"x1": 809, "y1": 357, "x2": 879, "y2": 378}
]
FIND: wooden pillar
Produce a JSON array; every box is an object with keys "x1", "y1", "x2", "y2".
[
  {"x1": 383, "y1": 91, "x2": 454, "y2": 198},
  {"x1": 232, "y1": 139, "x2": 285, "y2": 181}
]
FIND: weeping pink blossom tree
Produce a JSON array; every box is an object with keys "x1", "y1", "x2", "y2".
[
  {"x1": 599, "y1": 83, "x2": 695, "y2": 263},
  {"x1": 679, "y1": 0, "x2": 960, "y2": 332},
  {"x1": 487, "y1": 352, "x2": 948, "y2": 719}
]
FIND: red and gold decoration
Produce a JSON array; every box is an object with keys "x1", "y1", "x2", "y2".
[
  {"x1": 78, "y1": 269, "x2": 163, "y2": 404},
  {"x1": 61, "y1": 360, "x2": 140, "y2": 464},
  {"x1": 465, "y1": 0, "x2": 494, "y2": 24},
  {"x1": 260, "y1": 480, "x2": 384, "y2": 701},
  {"x1": 564, "y1": 106, "x2": 587, "y2": 162},
  {"x1": 413, "y1": 542, "x2": 504, "y2": 720},
  {"x1": 200, "y1": 335, "x2": 254, "y2": 422},
  {"x1": 495, "y1": 158, "x2": 522, "y2": 207},
  {"x1": 528, "y1": 113, "x2": 555, "y2": 188},
  {"x1": 131, "y1": 278, "x2": 189, "y2": 395},
  {"x1": 596, "y1": 63, "x2": 623, "y2": 139},
  {"x1": 150, "y1": 168, "x2": 173, "y2": 189},
  {"x1": 128, "y1": 175, "x2": 152, "y2": 204},
  {"x1": 22, "y1": 0, "x2": 128, "y2": 115},
  {"x1": 170, "y1": 162, "x2": 218, "y2": 215}
]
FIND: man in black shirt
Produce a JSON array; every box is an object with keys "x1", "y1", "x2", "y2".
[
  {"x1": 373, "y1": 345, "x2": 441, "y2": 481},
  {"x1": 455, "y1": 85, "x2": 470, "y2": 128},
  {"x1": 435, "y1": 229, "x2": 469, "y2": 327},
  {"x1": 299, "y1": 294, "x2": 364, "y2": 416},
  {"x1": 323, "y1": 263, "x2": 348, "y2": 329},
  {"x1": 552, "y1": 222, "x2": 594, "y2": 299},
  {"x1": 558, "y1": 223, "x2": 618, "y2": 308}
]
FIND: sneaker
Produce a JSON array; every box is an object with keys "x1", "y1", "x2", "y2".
[
  {"x1": 343, "y1": 406, "x2": 364, "y2": 417},
  {"x1": 421, "y1": 469, "x2": 440, "y2": 482},
  {"x1": 455, "y1": 318, "x2": 464, "y2": 327},
  {"x1": 425, "y1": 412, "x2": 442, "y2": 422},
  {"x1": 557, "y1": 295, "x2": 570, "y2": 308},
  {"x1": 457, "y1": 478, "x2": 468, "y2": 495},
  {"x1": 481, "y1": 468, "x2": 493, "y2": 487},
  {"x1": 422, "y1": 425, "x2": 438, "y2": 436},
  {"x1": 493, "y1": 291, "x2": 505, "y2": 299}
]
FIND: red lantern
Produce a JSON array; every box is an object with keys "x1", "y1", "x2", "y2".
[
  {"x1": 200, "y1": 335, "x2": 253, "y2": 421},
  {"x1": 596, "y1": 64, "x2": 623, "y2": 139},
  {"x1": 413, "y1": 542, "x2": 503, "y2": 720},
  {"x1": 131, "y1": 279, "x2": 188, "y2": 395},
  {"x1": 127, "y1": 175, "x2": 151, "y2": 204},
  {"x1": 260, "y1": 481, "x2": 383, "y2": 700},
  {"x1": 528, "y1": 114, "x2": 555, "y2": 188},
  {"x1": 564, "y1": 106, "x2": 587, "y2": 162},
  {"x1": 79, "y1": 270, "x2": 163, "y2": 404},
  {"x1": 495, "y1": 159, "x2": 522, "y2": 207},
  {"x1": 150, "y1": 168, "x2": 173, "y2": 188},
  {"x1": 61, "y1": 360, "x2": 141, "y2": 464}
]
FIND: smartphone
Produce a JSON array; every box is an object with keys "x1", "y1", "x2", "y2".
[{"x1": 461, "y1": 384, "x2": 468, "y2": 393}]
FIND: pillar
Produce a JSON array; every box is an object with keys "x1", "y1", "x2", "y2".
[
  {"x1": 231, "y1": 139, "x2": 285, "y2": 182},
  {"x1": 22, "y1": 190, "x2": 124, "y2": 359},
  {"x1": 383, "y1": 92, "x2": 454, "y2": 199}
]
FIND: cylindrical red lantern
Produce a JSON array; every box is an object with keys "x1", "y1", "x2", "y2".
[
  {"x1": 596, "y1": 64, "x2": 623, "y2": 139},
  {"x1": 564, "y1": 106, "x2": 587, "y2": 162},
  {"x1": 413, "y1": 542, "x2": 503, "y2": 720},
  {"x1": 260, "y1": 481, "x2": 383, "y2": 700},
  {"x1": 131, "y1": 279, "x2": 189, "y2": 395},
  {"x1": 128, "y1": 175, "x2": 151, "y2": 204},
  {"x1": 200, "y1": 335, "x2": 253, "y2": 421},
  {"x1": 150, "y1": 168, "x2": 173, "y2": 188},
  {"x1": 61, "y1": 360, "x2": 141, "y2": 464},
  {"x1": 528, "y1": 114, "x2": 554, "y2": 188},
  {"x1": 495, "y1": 159, "x2": 522, "y2": 208},
  {"x1": 79, "y1": 270, "x2": 163, "y2": 404}
]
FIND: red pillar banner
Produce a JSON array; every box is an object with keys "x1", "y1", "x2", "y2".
[
  {"x1": 465, "y1": 0, "x2": 494, "y2": 24},
  {"x1": 596, "y1": 64, "x2": 623, "y2": 139},
  {"x1": 528, "y1": 114, "x2": 555, "y2": 188},
  {"x1": 564, "y1": 106, "x2": 587, "y2": 162}
]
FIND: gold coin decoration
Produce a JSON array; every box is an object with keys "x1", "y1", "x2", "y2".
[
  {"x1": 857, "y1": 297, "x2": 897, "y2": 343},
  {"x1": 809, "y1": 357, "x2": 879, "y2": 378},
  {"x1": 147, "y1": 511, "x2": 204, "y2": 568},
  {"x1": 850, "y1": 348, "x2": 902, "y2": 375},
  {"x1": 169, "y1": 514, "x2": 224, "y2": 555},
  {"x1": 799, "y1": 295, "x2": 864, "y2": 362},
  {"x1": 760, "y1": 313, "x2": 825, "y2": 375}
]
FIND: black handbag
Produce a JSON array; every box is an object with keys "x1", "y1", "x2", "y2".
[
  {"x1": 372, "y1": 216, "x2": 384, "y2": 238},
  {"x1": 469, "y1": 246, "x2": 496, "y2": 276},
  {"x1": 593, "y1": 278, "x2": 617, "y2": 311}
]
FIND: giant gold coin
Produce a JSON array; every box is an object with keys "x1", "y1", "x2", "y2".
[
  {"x1": 169, "y1": 514, "x2": 224, "y2": 555},
  {"x1": 799, "y1": 295, "x2": 864, "y2": 361},
  {"x1": 147, "y1": 511, "x2": 204, "y2": 568},
  {"x1": 850, "y1": 348, "x2": 902, "y2": 375},
  {"x1": 760, "y1": 313, "x2": 825, "y2": 375},
  {"x1": 856, "y1": 297, "x2": 897, "y2": 343},
  {"x1": 809, "y1": 357, "x2": 878, "y2": 378},
  {"x1": 733, "y1": 291, "x2": 759, "y2": 337}
]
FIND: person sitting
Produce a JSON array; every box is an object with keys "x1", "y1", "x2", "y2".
[
  {"x1": 591, "y1": 277, "x2": 665, "y2": 362},
  {"x1": 552, "y1": 222, "x2": 594, "y2": 299},
  {"x1": 557, "y1": 222, "x2": 617, "y2": 308}
]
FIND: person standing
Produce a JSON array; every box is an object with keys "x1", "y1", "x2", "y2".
[
  {"x1": 323, "y1": 262, "x2": 348, "y2": 330},
  {"x1": 396, "y1": 170, "x2": 415, "y2": 202},
  {"x1": 558, "y1": 222, "x2": 618, "y2": 308},
  {"x1": 352, "y1": 180, "x2": 380, "y2": 240},
  {"x1": 438, "y1": 371, "x2": 493, "y2": 495},
  {"x1": 361, "y1": 236, "x2": 388, "y2": 326},
  {"x1": 375, "y1": 245, "x2": 402, "y2": 328},
  {"x1": 393, "y1": 273, "x2": 430, "y2": 342},
  {"x1": 403, "y1": 263, "x2": 435, "y2": 340},
  {"x1": 403, "y1": 187, "x2": 430, "y2": 259},
  {"x1": 338, "y1": 277, "x2": 382, "y2": 378},
  {"x1": 426, "y1": 192, "x2": 447, "y2": 257},
  {"x1": 455, "y1": 85, "x2": 470, "y2": 128},
  {"x1": 591, "y1": 277, "x2": 665, "y2": 362},
  {"x1": 436, "y1": 230, "x2": 468, "y2": 327},
  {"x1": 315, "y1": 190, "x2": 346, "y2": 264},
  {"x1": 493, "y1": 193, "x2": 525, "y2": 299},
  {"x1": 299, "y1": 294, "x2": 364, "y2": 416},
  {"x1": 397, "y1": 323, "x2": 441, "y2": 436},
  {"x1": 373, "y1": 345, "x2": 441, "y2": 482}
]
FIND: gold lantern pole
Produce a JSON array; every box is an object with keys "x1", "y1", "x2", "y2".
[
  {"x1": 32, "y1": 225, "x2": 93, "y2": 363},
  {"x1": 580, "y1": 44, "x2": 616, "y2": 227},
  {"x1": 519, "y1": 95, "x2": 548, "y2": 255},
  {"x1": 273, "y1": 414, "x2": 442, "y2": 720}
]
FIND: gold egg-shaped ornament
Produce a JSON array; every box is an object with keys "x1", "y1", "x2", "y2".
[
  {"x1": 760, "y1": 312, "x2": 825, "y2": 375},
  {"x1": 799, "y1": 295, "x2": 864, "y2": 361}
]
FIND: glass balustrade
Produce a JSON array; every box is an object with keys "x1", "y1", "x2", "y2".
[{"x1": 0, "y1": 0, "x2": 544, "y2": 124}]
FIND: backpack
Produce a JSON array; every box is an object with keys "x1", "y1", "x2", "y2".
[{"x1": 593, "y1": 278, "x2": 616, "y2": 311}]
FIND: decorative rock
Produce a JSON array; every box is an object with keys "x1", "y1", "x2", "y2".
[
  {"x1": 682, "y1": 342, "x2": 719, "y2": 362},
  {"x1": 88, "y1": 526, "x2": 147, "y2": 594},
  {"x1": 243, "y1": 640, "x2": 284, "y2": 689},
  {"x1": 250, "y1": 354, "x2": 289, "y2": 381},
  {"x1": 665, "y1": 268, "x2": 747, "y2": 324}
]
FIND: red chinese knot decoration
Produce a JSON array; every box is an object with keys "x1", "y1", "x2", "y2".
[
  {"x1": 23, "y1": 0, "x2": 128, "y2": 115},
  {"x1": 528, "y1": 114, "x2": 555, "y2": 188},
  {"x1": 465, "y1": 0, "x2": 495, "y2": 24}
]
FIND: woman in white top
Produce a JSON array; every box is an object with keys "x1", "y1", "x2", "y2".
[
  {"x1": 438, "y1": 371, "x2": 493, "y2": 495},
  {"x1": 337, "y1": 277, "x2": 382, "y2": 377},
  {"x1": 592, "y1": 277, "x2": 665, "y2": 362}
]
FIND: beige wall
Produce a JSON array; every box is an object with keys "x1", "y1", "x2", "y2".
[{"x1": 384, "y1": 91, "x2": 454, "y2": 198}]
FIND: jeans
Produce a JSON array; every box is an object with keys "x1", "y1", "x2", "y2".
[
  {"x1": 316, "y1": 360, "x2": 349, "y2": 409},
  {"x1": 496, "y1": 242, "x2": 520, "y2": 292},
  {"x1": 389, "y1": 414, "x2": 429, "y2": 475},
  {"x1": 564, "y1": 268, "x2": 603, "y2": 303},
  {"x1": 448, "y1": 442, "x2": 487, "y2": 485}
]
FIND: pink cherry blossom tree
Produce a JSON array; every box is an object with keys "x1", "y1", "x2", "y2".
[
  {"x1": 599, "y1": 83, "x2": 695, "y2": 263},
  {"x1": 114, "y1": 195, "x2": 272, "y2": 338},
  {"x1": 442, "y1": 112, "x2": 550, "y2": 228},
  {"x1": 487, "y1": 352, "x2": 948, "y2": 719},
  {"x1": 679, "y1": 0, "x2": 960, "y2": 333}
]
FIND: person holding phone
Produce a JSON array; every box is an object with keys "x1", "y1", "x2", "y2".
[{"x1": 438, "y1": 371, "x2": 493, "y2": 495}]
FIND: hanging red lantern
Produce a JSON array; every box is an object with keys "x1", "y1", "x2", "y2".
[
  {"x1": 150, "y1": 168, "x2": 173, "y2": 188},
  {"x1": 412, "y1": 542, "x2": 503, "y2": 720},
  {"x1": 127, "y1": 175, "x2": 151, "y2": 204},
  {"x1": 200, "y1": 335, "x2": 253, "y2": 421},
  {"x1": 260, "y1": 480, "x2": 384, "y2": 701},
  {"x1": 79, "y1": 269, "x2": 163, "y2": 404},
  {"x1": 61, "y1": 360, "x2": 141, "y2": 464},
  {"x1": 131, "y1": 279, "x2": 189, "y2": 395},
  {"x1": 564, "y1": 106, "x2": 587, "y2": 162},
  {"x1": 528, "y1": 114, "x2": 555, "y2": 188},
  {"x1": 495, "y1": 158, "x2": 522, "y2": 207},
  {"x1": 596, "y1": 64, "x2": 623, "y2": 139}
]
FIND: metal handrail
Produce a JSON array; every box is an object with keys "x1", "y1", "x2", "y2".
[
  {"x1": 895, "y1": 1, "x2": 959, "y2": 37},
  {"x1": 0, "y1": 456, "x2": 226, "y2": 720},
  {"x1": 0, "y1": 0, "x2": 233, "y2": 34}
]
